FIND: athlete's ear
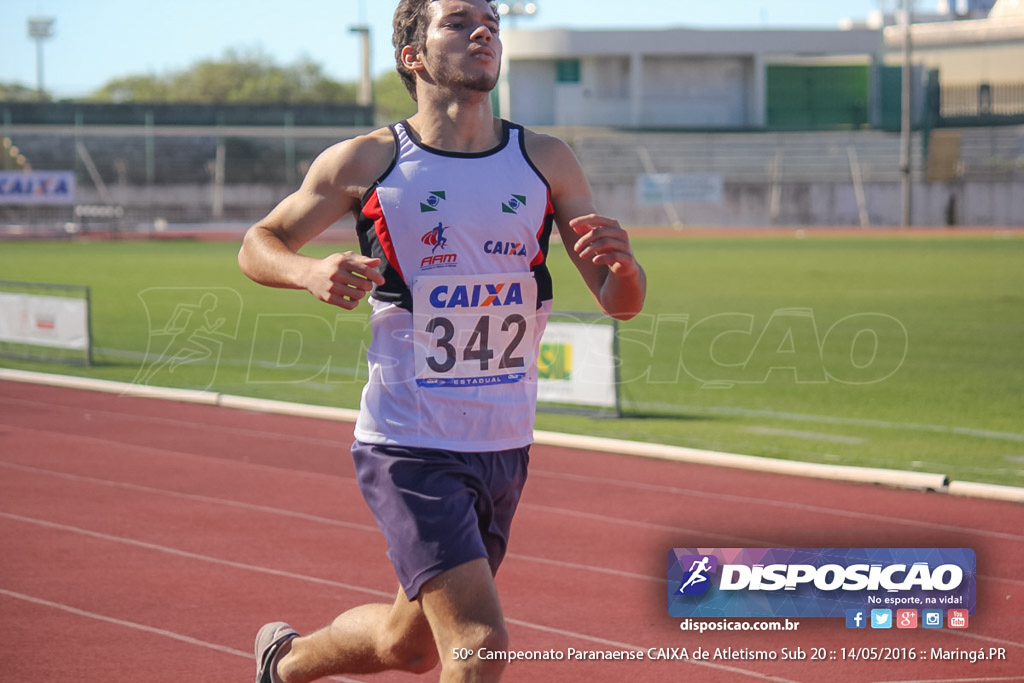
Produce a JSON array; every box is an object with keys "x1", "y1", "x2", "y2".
[{"x1": 401, "y1": 45, "x2": 424, "y2": 73}]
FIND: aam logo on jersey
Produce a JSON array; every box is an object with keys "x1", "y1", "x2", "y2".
[
  {"x1": 421, "y1": 222, "x2": 459, "y2": 269},
  {"x1": 427, "y1": 281, "x2": 526, "y2": 310}
]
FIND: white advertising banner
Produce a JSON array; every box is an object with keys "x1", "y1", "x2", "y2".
[
  {"x1": 537, "y1": 320, "x2": 618, "y2": 410},
  {"x1": 637, "y1": 172, "x2": 723, "y2": 205},
  {"x1": 0, "y1": 293, "x2": 89, "y2": 350},
  {"x1": 0, "y1": 171, "x2": 76, "y2": 204}
]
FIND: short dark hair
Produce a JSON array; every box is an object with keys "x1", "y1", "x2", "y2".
[{"x1": 392, "y1": 0, "x2": 498, "y2": 101}]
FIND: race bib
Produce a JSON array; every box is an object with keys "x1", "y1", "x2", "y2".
[{"x1": 412, "y1": 273, "x2": 537, "y2": 388}]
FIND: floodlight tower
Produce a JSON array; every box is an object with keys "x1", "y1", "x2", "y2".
[
  {"x1": 900, "y1": 0, "x2": 913, "y2": 227},
  {"x1": 349, "y1": 24, "x2": 373, "y2": 107},
  {"x1": 27, "y1": 17, "x2": 55, "y2": 101},
  {"x1": 348, "y1": 0, "x2": 372, "y2": 108},
  {"x1": 497, "y1": 2, "x2": 538, "y2": 27}
]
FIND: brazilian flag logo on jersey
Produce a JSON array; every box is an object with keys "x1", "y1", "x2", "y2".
[
  {"x1": 502, "y1": 194, "x2": 527, "y2": 214},
  {"x1": 420, "y1": 191, "x2": 447, "y2": 212}
]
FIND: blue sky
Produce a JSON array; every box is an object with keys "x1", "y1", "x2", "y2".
[{"x1": 1, "y1": 0, "x2": 898, "y2": 98}]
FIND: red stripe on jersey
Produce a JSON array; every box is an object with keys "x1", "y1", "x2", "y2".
[
  {"x1": 530, "y1": 189, "x2": 555, "y2": 269},
  {"x1": 361, "y1": 189, "x2": 405, "y2": 283}
]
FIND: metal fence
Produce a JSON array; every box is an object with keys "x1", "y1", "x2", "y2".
[{"x1": 2, "y1": 123, "x2": 1023, "y2": 230}]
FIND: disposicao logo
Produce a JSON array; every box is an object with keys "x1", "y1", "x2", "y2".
[
  {"x1": 668, "y1": 548, "x2": 976, "y2": 619},
  {"x1": 676, "y1": 555, "x2": 718, "y2": 596}
]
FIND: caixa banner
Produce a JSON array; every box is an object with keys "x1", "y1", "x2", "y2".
[
  {"x1": 0, "y1": 171, "x2": 76, "y2": 204},
  {"x1": 668, "y1": 548, "x2": 976, "y2": 618}
]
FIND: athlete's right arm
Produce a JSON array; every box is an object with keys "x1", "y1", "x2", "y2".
[{"x1": 238, "y1": 131, "x2": 391, "y2": 310}]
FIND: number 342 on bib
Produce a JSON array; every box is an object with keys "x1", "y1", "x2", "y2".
[{"x1": 412, "y1": 273, "x2": 538, "y2": 388}]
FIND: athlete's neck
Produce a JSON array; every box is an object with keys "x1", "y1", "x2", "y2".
[{"x1": 406, "y1": 101, "x2": 502, "y2": 154}]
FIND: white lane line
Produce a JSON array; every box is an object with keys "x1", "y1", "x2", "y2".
[
  {"x1": 944, "y1": 629, "x2": 1024, "y2": 651},
  {"x1": 744, "y1": 426, "x2": 865, "y2": 445},
  {"x1": 638, "y1": 400, "x2": 1024, "y2": 443},
  {"x1": 7, "y1": 370, "x2": 1024, "y2": 502},
  {"x1": 0, "y1": 460, "x2": 379, "y2": 534},
  {"x1": 5, "y1": 459, "x2": 1023, "y2": 589},
  {"x1": 6, "y1": 414, "x2": 1016, "y2": 545},
  {"x1": 0, "y1": 422, "x2": 349, "y2": 485},
  {"x1": 0, "y1": 511, "x2": 395, "y2": 600},
  {"x1": 529, "y1": 469, "x2": 1024, "y2": 543},
  {"x1": 0, "y1": 461, "x2": 664, "y2": 582},
  {"x1": 523, "y1": 502, "x2": 774, "y2": 547},
  {"x1": 0, "y1": 587, "x2": 251, "y2": 657},
  {"x1": 0, "y1": 512, "x2": 799, "y2": 681},
  {"x1": 872, "y1": 677, "x2": 1024, "y2": 682},
  {"x1": 0, "y1": 588, "x2": 365, "y2": 683},
  {"x1": 0, "y1": 393, "x2": 350, "y2": 449}
]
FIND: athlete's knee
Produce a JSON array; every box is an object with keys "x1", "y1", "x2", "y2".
[
  {"x1": 379, "y1": 624, "x2": 440, "y2": 674},
  {"x1": 444, "y1": 623, "x2": 510, "y2": 679}
]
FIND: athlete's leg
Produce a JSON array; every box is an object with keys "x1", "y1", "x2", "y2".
[
  {"x1": 276, "y1": 587, "x2": 439, "y2": 683},
  {"x1": 272, "y1": 558, "x2": 507, "y2": 683},
  {"x1": 418, "y1": 557, "x2": 509, "y2": 683}
]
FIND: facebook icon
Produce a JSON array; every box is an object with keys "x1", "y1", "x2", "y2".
[{"x1": 846, "y1": 609, "x2": 867, "y2": 629}]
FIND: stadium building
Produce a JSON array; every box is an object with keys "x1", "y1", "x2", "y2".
[{"x1": 1, "y1": 0, "x2": 1022, "y2": 231}]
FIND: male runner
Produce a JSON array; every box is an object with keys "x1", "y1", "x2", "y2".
[{"x1": 238, "y1": 1, "x2": 646, "y2": 681}]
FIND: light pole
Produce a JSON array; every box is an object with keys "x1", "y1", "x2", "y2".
[
  {"x1": 900, "y1": 0, "x2": 913, "y2": 227},
  {"x1": 497, "y1": 2, "x2": 538, "y2": 27},
  {"x1": 349, "y1": 25, "x2": 373, "y2": 107},
  {"x1": 27, "y1": 17, "x2": 55, "y2": 101}
]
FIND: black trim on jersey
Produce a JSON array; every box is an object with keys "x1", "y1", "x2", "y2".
[
  {"x1": 514, "y1": 122, "x2": 553, "y2": 198},
  {"x1": 513, "y1": 121, "x2": 556, "y2": 308},
  {"x1": 356, "y1": 125, "x2": 412, "y2": 309},
  {"x1": 356, "y1": 207, "x2": 413, "y2": 310},
  {"x1": 531, "y1": 209, "x2": 555, "y2": 307},
  {"x1": 399, "y1": 119, "x2": 512, "y2": 158}
]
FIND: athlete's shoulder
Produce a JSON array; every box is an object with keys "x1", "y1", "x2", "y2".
[
  {"x1": 313, "y1": 126, "x2": 396, "y2": 179},
  {"x1": 519, "y1": 126, "x2": 580, "y2": 172}
]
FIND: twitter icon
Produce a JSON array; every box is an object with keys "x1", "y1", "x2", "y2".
[{"x1": 871, "y1": 609, "x2": 893, "y2": 629}]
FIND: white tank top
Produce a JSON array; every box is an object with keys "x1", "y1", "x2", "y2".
[{"x1": 353, "y1": 120, "x2": 555, "y2": 451}]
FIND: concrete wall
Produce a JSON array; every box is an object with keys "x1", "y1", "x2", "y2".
[
  {"x1": 591, "y1": 178, "x2": 1023, "y2": 227},
  {"x1": 8, "y1": 176, "x2": 1014, "y2": 231}
]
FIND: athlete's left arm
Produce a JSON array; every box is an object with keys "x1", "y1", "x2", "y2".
[{"x1": 528, "y1": 132, "x2": 646, "y2": 321}]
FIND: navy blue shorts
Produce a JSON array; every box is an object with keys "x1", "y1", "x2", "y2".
[{"x1": 350, "y1": 440, "x2": 530, "y2": 600}]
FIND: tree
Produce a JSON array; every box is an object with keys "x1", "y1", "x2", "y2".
[
  {"x1": 0, "y1": 82, "x2": 45, "y2": 101},
  {"x1": 88, "y1": 48, "x2": 357, "y2": 104},
  {"x1": 372, "y1": 71, "x2": 417, "y2": 123}
]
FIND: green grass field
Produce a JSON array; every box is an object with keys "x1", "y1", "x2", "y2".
[{"x1": 1, "y1": 232, "x2": 1022, "y2": 487}]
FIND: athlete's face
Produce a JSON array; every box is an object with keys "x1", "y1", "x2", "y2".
[{"x1": 417, "y1": 0, "x2": 502, "y2": 96}]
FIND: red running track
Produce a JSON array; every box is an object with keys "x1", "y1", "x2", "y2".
[{"x1": 1, "y1": 379, "x2": 1022, "y2": 682}]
